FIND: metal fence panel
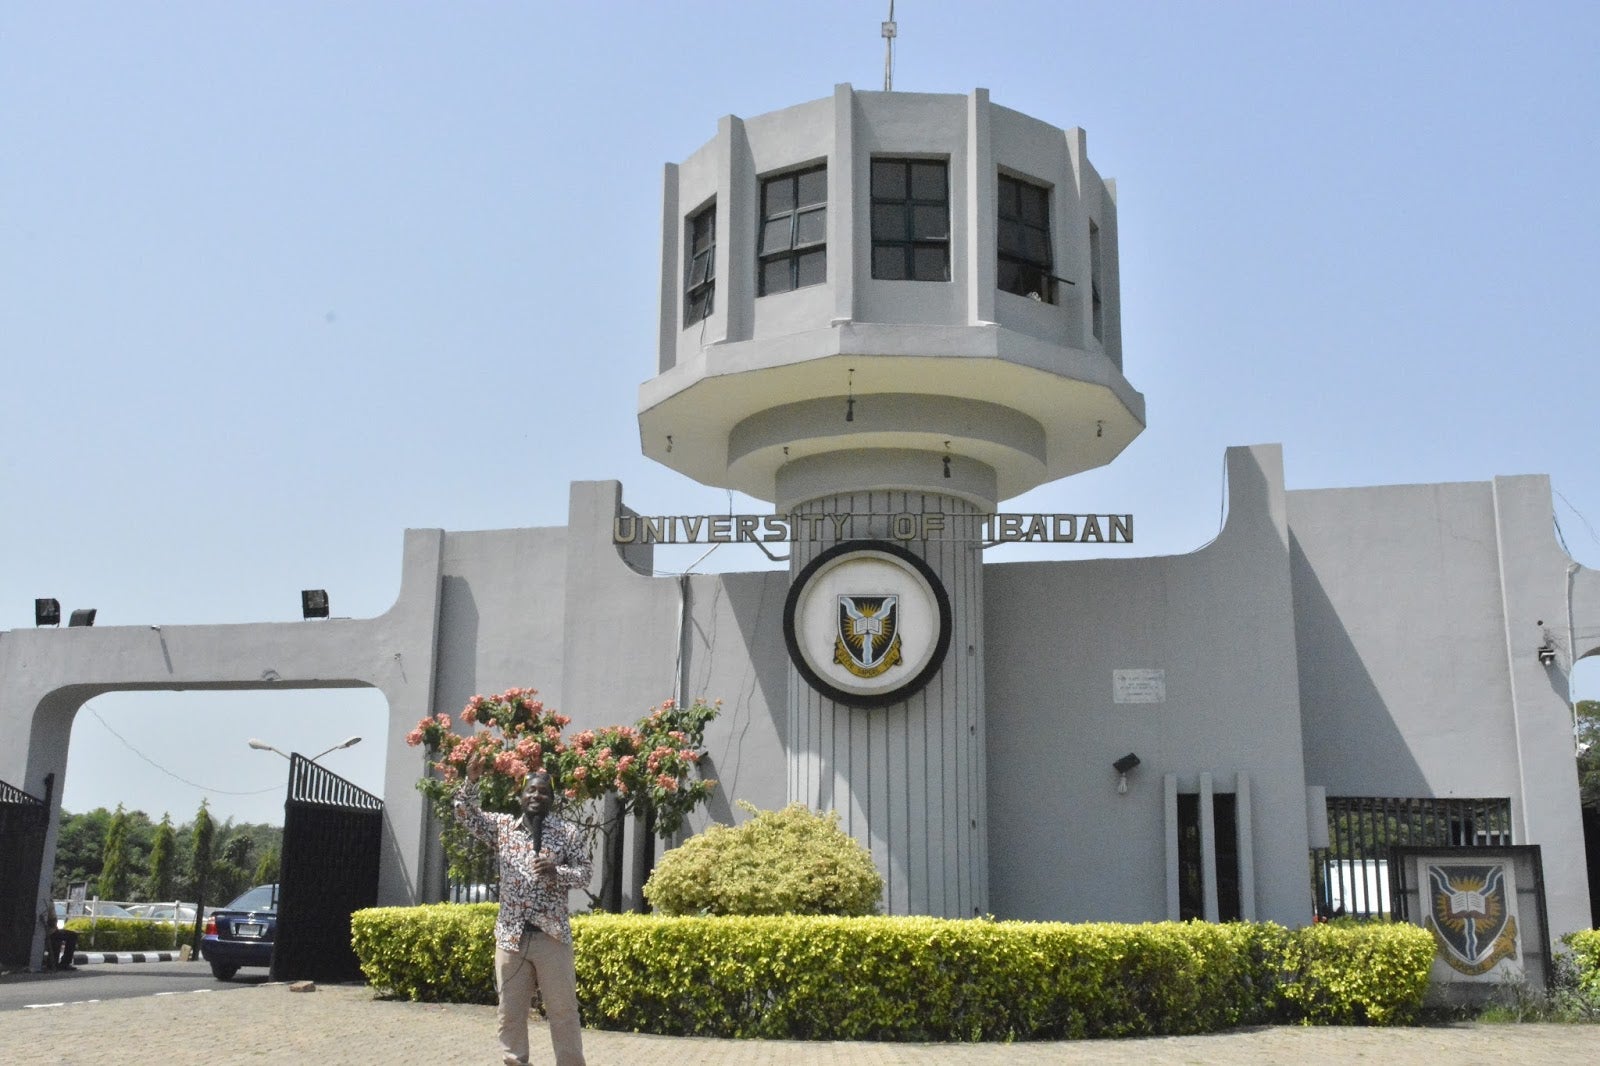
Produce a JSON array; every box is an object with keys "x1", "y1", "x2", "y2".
[
  {"x1": 1310, "y1": 796, "x2": 1512, "y2": 918},
  {"x1": 271, "y1": 754, "x2": 382, "y2": 982},
  {"x1": 0, "y1": 780, "x2": 49, "y2": 969}
]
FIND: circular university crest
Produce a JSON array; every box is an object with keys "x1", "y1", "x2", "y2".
[{"x1": 783, "y1": 540, "x2": 953, "y2": 708}]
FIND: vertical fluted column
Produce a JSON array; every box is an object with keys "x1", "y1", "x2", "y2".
[{"x1": 786, "y1": 490, "x2": 987, "y2": 917}]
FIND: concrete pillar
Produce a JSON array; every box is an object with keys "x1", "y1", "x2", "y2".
[{"x1": 786, "y1": 489, "x2": 986, "y2": 918}]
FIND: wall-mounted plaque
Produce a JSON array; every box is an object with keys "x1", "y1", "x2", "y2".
[
  {"x1": 783, "y1": 540, "x2": 952, "y2": 708},
  {"x1": 1389, "y1": 845, "x2": 1551, "y2": 1003}
]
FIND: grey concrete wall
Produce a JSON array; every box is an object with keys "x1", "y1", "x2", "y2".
[
  {"x1": 984, "y1": 445, "x2": 1312, "y2": 925},
  {"x1": 1289, "y1": 474, "x2": 1594, "y2": 939},
  {"x1": 1290, "y1": 482, "x2": 1521, "y2": 798},
  {"x1": 0, "y1": 526, "x2": 446, "y2": 967}
]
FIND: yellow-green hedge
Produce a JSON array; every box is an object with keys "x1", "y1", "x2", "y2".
[
  {"x1": 352, "y1": 907, "x2": 1435, "y2": 1038},
  {"x1": 1565, "y1": 929, "x2": 1600, "y2": 997},
  {"x1": 63, "y1": 918, "x2": 187, "y2": 951},
  {"x1": 1277, "y1": 920, "x2": 1435, "y2": 1025},
  {"x1": 351, "y1": 903, "x2": 498, "y2": 1004}
]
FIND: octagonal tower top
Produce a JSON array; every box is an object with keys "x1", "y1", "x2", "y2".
[{"x1": 638, "y1": 84, "x2": 1145, "y2": 511}]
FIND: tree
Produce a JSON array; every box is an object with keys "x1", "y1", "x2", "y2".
[
  {"x1": 145, "y1": 814, "x2": 176, "y2": 901},
  {"x1": 98, "y1": 804, "x2": 131, "y2": 900},
  {"x1": 407, "y1": 688, "x2": 719, "y2": 895},
  {"x1": 1577, "y1": 700, "x2": 1600, "y2": 809},
  {"x1": 52, "y1": 808, "x2": 112, "y2": 897},
  {"x1": 253, "y1": 848, "x2": 280, "y2": 886},
  {"x1": 186, "y1": 800, "x2": 216, "y2": 950},
  {"x1": 189, "y1": 801, "x2": 215, "y2": 905}
]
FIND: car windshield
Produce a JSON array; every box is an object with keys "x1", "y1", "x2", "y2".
[{"x1": 226, "y1": 884, "x2": 278, "y2": 913}]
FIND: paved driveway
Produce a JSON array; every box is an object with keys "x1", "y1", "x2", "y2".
[{"x1": 1, "y1": 980, "x2": 1596, "y2": 1064}]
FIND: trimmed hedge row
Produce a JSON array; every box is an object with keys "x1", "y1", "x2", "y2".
[
  {"x1": 1566, "y1": 929, "x2": 1600, "y2": 998},
  {"x1": 63, "y1": 918, "x2": 189, "y2": 951},
  {"x1": 351, "y1": 907, "x2": 1435, "y2": 1038}
]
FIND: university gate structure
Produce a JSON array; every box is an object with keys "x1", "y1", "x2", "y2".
[{"x1": 4, "y1": 85, "x2": 1599, "y2": 971}]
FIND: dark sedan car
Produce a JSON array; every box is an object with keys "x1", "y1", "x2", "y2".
[{"x1": 200, "y1": 883, "x2": 277, "y2": 980}]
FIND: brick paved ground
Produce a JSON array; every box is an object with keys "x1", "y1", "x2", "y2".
[{"x1": 2, "y1": 981, "x2": 1598, "y2": 1065}]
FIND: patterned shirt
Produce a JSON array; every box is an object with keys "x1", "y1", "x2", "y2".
[{"x1": 453, "y1": 781, "x2": 592, "y2": 949}]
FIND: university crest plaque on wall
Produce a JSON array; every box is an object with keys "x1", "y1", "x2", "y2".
[
  {"x1": 783, "y1": 541, "x2": 952, "y2": 708},
  {"x1": 1423, "y1": 862, "x2": 1519, "y2": 976},
  {"x1": 1389, "y1": 845, "x2": 1551, "y2": 999}
]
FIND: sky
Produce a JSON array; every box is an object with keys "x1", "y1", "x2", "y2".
[{"x1": 4, "y1": 1, "x2": 1598, "y2": 827}]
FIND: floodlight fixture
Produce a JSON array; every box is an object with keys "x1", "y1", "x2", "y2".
[
  {"x1": 35, "y1": 599, "x2": 60, "y2": 627},
  {"x1": 67, "y1": 609, "x2": 97, "y2": 627},
  {"x1": 301, "y1": 589, "x2": 329, "y2": 619},
  {"x1": 1113, "y1": 752, "x2": 1140, "y2": 794}
]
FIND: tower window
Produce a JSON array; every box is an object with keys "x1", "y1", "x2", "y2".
[
  {"x1": 759, "y1": 165, "x2": 827, "y2": 296},
  {"x1": 684, "y1": 201, "x2": 716, "y2": 325},
  {"x1": 997, "y1": 174, "x2": 1054, "y2": 302},
  {"x1": 870, "y1": 158, "x2": 949, "y2": 281},
  {"x1": 1089, "y1": 219, "x2": 1104, "y2": 342}
]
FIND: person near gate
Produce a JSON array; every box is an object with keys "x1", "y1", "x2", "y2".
[
  {"x1": 454, "y1": 761, "x2": 592, "y2": 1066},
  {"x1": 41, "y1": 905, "x2": 78, "y2": 971}
]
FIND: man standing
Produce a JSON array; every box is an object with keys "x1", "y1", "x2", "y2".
[{"x1": 455, "y1": 763, "x2": 591, "y2": 1066}]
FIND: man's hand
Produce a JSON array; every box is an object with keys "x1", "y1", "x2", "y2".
[
  {"x1": 466, "y1": 756, "x2": 483, "y2": 783},
  {"x1": 531, "y1": 852, "x2": 558, "y2": 879}
]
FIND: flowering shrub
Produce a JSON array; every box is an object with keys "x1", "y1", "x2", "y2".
[{"x1": 406, "y1": 688, "x2": 718, "y2": 881}]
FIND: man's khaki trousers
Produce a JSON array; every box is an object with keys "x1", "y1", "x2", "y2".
[{"x1": 494, "y1": 929, "x2": 585, "y2": 1066}]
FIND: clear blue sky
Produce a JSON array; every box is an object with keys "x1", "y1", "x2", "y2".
[{"x1": 4, "y1": 2, "x2": 1598, "y2": 827}]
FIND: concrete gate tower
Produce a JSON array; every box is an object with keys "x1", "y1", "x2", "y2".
[{"x1": 639, "y1": 85, "x2": 1144, "y2": 916}]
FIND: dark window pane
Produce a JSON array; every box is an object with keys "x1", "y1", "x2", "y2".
[
  {"x1": 760, "y1": 217, "x2": 792, "y2": 254},
  {"x1": 686, "y1": 287, "x2": 712, "y2": 323},
  {"x1": 1020, "y1": 183, "x2": 1048, "y2": 225},
  {"x1": 686, "y1": 254, "x2": 709, "y2": 287},
  {"x1": 796, "y1": 248, "x2": 826, "y2": 288},
  {"x1": 761, "y1": 258, "x2": 793, "y2": 295},
  {"x1": 1215, "y1": 794, "x2": 1241, "y2": 922},
  {"x1": 998, "y1": 177, "x2": 1020, "y2": 217},
  {"x1": 1026, "y1": 228, "x2": 1050, "y2": 264},
  {"x1": 796, "y1": 167, "x2": 827, "y2": 207},
  {"x1": 998, "y1": 219, "x2": 1025, "y2": 257},
  {"x1": 912, "y1": 204, "x2": 948, "y2": 240},
  {"x1": 871, "y1": 203, "x2": 906, "y2": 239},
  {"x1": 910, "y1": 161, "x2": 946, "y2": 200},
  {"x1": 1177, "y1": 794, "x2": 1201, "y2": 921},
  {"x1": 764, "y1": 178, "x2": 795, "y2": 215},
  {"x1": 873, "y1": 245, "x2": 908, "y2": 280},
  {"x1": 794, "y1": 207, "x2": 826, "y2": 246},
  {"x1": 871, "y1": 160, "x2": 906, "y2": 199},
  {"x1": 997, "y1": 258, "x2": 1023, "y2": 295},
  {"x1": 912, "y1": 244, "x2": 948, "y2": 281},
  {"x1": 690, "y1": 209, "x2": 714, "y2": 251}
]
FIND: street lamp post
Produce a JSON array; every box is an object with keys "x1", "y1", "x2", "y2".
[{"x1": 247, "y1": 735, "x2": 362, "y2": 762}]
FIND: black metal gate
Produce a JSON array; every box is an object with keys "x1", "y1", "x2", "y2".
[
  {"x1": 271, "y1": 754, "x2": 382, "y2": 982},
  {"x1": 0, "y1": 779, "x2": 50, "y2": 970},
  {"x1": 1311, "y1": 795, "x2": 1512, "y2": 918}
]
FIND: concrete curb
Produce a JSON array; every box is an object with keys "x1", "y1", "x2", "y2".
[{"x1": 73, "y1": 951, "x2": 184, "y2": 965}]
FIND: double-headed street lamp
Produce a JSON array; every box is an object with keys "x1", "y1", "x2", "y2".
[{"x1": 248, "y1": 735, "x2": 362, "y2": 762}]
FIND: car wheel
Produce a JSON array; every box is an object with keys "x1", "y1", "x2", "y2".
[{"x1": 210, "y1": 962, "x2": 239, "y2": 981}]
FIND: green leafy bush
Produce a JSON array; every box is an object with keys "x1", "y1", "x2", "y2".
[
  {"x1": 1565, "y1": 929, "x2": 1600, "y2": 998},
  {"x1": 1277, "y1": 919, "x2": 1434, "y2": 1024},
  {"x1": 351, "y1": 908, "x2": 1433, "y2": 1038},
  {"x1": 350, "y1": 903, "x2": 498, "y2": 1004},
  {"x1": 643, "y1": 803, "x2": 883, "y2": 916},
  {"x1": 64, "y1": 919, "x2": 186, "y2": 951},
  {"x1": 575, "y1": 914, "x2": 1293, "y2": 1040}
]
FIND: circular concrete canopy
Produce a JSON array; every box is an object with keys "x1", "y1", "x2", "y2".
[{"x1": 637, "y1": 320, "x2": 1146, "y2": 506}]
